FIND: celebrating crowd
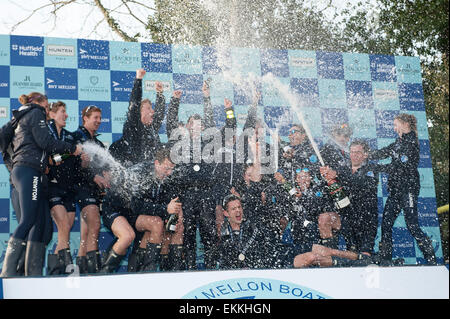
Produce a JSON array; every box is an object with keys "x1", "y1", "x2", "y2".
[{"x1": 0, "y1": 68, "x2": 437, "y2": 277}]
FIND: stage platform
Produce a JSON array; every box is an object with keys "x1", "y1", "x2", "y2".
[{"x1": 1, "y1": 265, "x2": 448, "y2": 299}]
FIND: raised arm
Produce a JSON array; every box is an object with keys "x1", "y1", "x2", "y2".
[
  {"x1": 152, "y1": 81, "x2": 167, "y2": 133},
  {"x1": 243, "y1": 91, "x2": 260, "y2": 131},
  {"x1": 166, "y1": 90, "x2": 182, "y2": 139},
  {"x1": 122, "y1": 69, "x2": 145, "y2": 139},
  {"x1": 368, "y1": 141, "x2": 396, "y2": 161},
  {"x1": 202, "y1": 80, "x2": 215, "y2": 130}
]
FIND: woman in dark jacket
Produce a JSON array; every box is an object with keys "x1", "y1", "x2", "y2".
[
  {"x1": 46, "y1": 101, "x2": 79, "y2": 275},
  {"x1": 1, "y1": 92, "x2": 81, "y2": 277},
  {"x1": 370, "y1": 113, "x2": 436, "y2": 264}
]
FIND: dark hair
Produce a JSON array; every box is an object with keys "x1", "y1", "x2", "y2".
[
  {"x1": 222, "y1": 194, "x2": 241, "y2": 210},
  {"x1": 350, "y1": 139, "x2": 370, "y2": 153},
  {"x1": 154, "y1": 146, "x2": 173, "y2": 164},
  {"x1": 18, "y1": 92, "x2": 47, "y2": 105},
  {"x1": 82, "y1": 105, "x2": 101, "y2": 124},
  {"x1": 187, "y1": 114, "x2": 202, "y2": 123},
  {"x1": 49, "y1": 101, "x2": 66, "y2": 113}
]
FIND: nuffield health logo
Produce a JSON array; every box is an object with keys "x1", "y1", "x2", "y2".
[{"x1": 182, "y1": 278, "x2": 331, "y2": 299}]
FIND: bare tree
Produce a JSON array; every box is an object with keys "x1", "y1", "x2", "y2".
[{"x1": 6, "y1": 0, "x2": 155, "y2": 42}]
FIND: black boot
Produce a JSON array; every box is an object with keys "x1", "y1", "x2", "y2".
[
  {"x1": 418, "y1": 238, "x2": 437, "y2": 265},
  {"x1": 16, "y1": 244, "x2": 27, "y2": 276},
  {"x1": 1, "y1": 237, "x2": 27, "y2": 278},
  {"x1": 99, "y1": 249, "x2": 124, "y2": 273},
  {"x1": 135, "y1": 247, "x2": 147, "y2": 272},
  {"x1": 141, "y1": 243, "x2": 161, "y2": 272},
  {"x1": 47, "y1": 253, "x2": 62, "y2": 276},
  {"x1": 58, "y1": 248, "x2": 73, "y2": 274},
  {"x1": 76, "y1": 256, "x2": 88, "y2": 274},
  {"x1": 127, "y1": 251, "x2": 138, "y2": 273},
  {"x1": 160, "y1": 254, "x2": 170, "y2": 271},
  {"x1": 168, "y1": 244, "x2": 185, "y2": 271},
  {"x1": 378, "y1": 242, "x2": 392, "y2": 261},
  {"x1": 86, "y1": 250, "x2": 102, "y2": 274},
  {"x1": 24, "y1": 241, "x2": 46, "y2": 277}
]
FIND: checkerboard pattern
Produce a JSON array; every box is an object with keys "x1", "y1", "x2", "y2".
[{"x1": 0, "y1": 34, "x2": 444, "y2": 271}]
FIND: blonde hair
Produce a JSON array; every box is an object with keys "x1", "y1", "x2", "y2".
[
  {"x1": 395, "y1": 113, "x2": 418, "y2": 136},
  {"x1": 18, "y1": 92, "x2": 47, "y2": 105}
]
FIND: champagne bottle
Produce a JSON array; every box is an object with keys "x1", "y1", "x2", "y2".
[
  {"x1": 165, "y1": 214, "x2": 178, "y2": 233},
  {"x1": 51, "y1": 153, "x2": 71, "y2": 164},
  {"x1": 326, "y1": 178, "x2": 350, "y2": 209}
]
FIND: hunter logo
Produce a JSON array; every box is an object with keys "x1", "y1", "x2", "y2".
[
  {"x1": 290, "y1": 57, "x2": 315, "y2": 68},
  {"x1": 31, "y1": 176, "x2": 39, "y2": 201},
  {"x1": 47, "y1": 44, "x2": 75, "y2": 56}
]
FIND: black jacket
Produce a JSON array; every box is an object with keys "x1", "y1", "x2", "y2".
[
  {"x1": 72, "y1": 126, "x2": 106, "y2": 191},
  {"x1": 11, "y1": 104, "x2": 75, "y2": 173},
  {"x1": 219, "y1": 218, "x2": 287, "y2": 270},
  {"x1": 129, "y1": 162, "x2": 178, "y2": 220},
  {"x1": 46, "y1": 120, "x2": 80, "y2": 190},
  {"x1": 166, "y1": 95, "x2": 222, "y2": 194},
  {"x1": 118, "y1": 78, "x2": 167, "y2": 164},
  {"x1": 320, "y1": 141, "x2": 350, "y2": 171},
  {"x1": 369, "y1": 131, "x2": 420, "y2": 193},
  {"x1": 278, "y1": 140, "x2": 321, "y2": 183},
  {"x1": 336, "y1": 161, "x2": 381, "y2": 215}
]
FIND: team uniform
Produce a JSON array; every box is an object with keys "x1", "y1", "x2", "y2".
[
  {"x1": 320, "y1": 140, "x2": 350, "y2": 171},
  {"x1": 336, "y1": 162, "x2": 381, "y2": 254},
  {"x1": 2, "y1": 104, "x2": 75, "y2": 277},
  {"x1": 46, "y1": 119, "x2": 79, "y2": 275},
  {"x1": 219, "y1": 218, "x2": 289, "y2": 270},
  {"x1": 166, "y1": 94, "x2": 219, "y2": 270},
  {"x1": 47, "y1": 120, "x2": 79, "y2": 214},
  {"x1": 370, "y1": 131, "x2": 436, "y2": 263}
]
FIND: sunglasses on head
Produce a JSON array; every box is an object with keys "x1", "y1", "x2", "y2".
[
  {"x1": 49, "y1": 102, "x2": 57, "y2": 111},
  {"x1": 296, "y1": 168, "x2": 310, "y2": 173}
]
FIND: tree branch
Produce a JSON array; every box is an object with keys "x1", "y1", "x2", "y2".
[{"x1": 93, "y1": 0, "x2": 137, "y2": 41}]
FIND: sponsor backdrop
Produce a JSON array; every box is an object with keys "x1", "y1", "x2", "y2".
[{"x1": 0, "y1": 34, "x2": 444, "y2": 273}]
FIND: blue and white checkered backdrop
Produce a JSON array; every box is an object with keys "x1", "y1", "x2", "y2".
[{"x1": 0, "y1": 34, "x2": 444, "y2": 271}]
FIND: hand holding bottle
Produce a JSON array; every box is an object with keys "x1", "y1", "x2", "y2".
[
  {"x1": 167, "y1": 197, "x2": 182, "y2": 215},
  {"x1": 73, "y1": 144, "x2": 83, "y2": 156},
  {"x1": 320, "y1": 166, "x2": 337, "y2": 182}
]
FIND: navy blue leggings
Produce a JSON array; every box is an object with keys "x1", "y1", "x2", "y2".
[
  {"x1": 11, "y1": 166, "x2": 52, "y2": 243},
  {"x1": 380, "y1": 189, "x2": 431, "y2": 258}
]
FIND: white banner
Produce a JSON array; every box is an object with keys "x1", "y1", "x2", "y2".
[{"x1": 2, "y1": 266, "x2": 448, "y2": 299}]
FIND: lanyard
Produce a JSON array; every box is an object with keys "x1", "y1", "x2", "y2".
[
  {"x1": 228, "y1": 222, "x2": 258, "y2": 261},
  {"x1": 48, "y1": 122, "x2": 65, "y2": 141}
]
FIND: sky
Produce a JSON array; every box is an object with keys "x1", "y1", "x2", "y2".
[{"x1": 0, "y1": 0, "x2": 370, "y2": 42}]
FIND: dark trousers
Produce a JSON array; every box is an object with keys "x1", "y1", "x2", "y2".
[
  {"x1": 341, "y1": 201, "x2": 378, "y2": 254},
  {"x1": 182, "y1": 189, "x2": 217, "y2": 270},
  {"x1": 11, "y1": 166, "x2": 52, "y2": 243},
  {"x1": 379, "y1": 189, "x2": 434, "y2": 260}
]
